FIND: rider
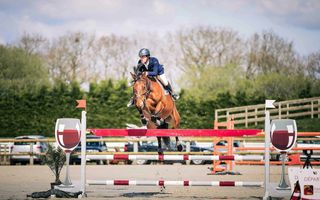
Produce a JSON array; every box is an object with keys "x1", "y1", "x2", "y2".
[{"x1": 127, "y1": 48, "x2": 179, "y2": 107}]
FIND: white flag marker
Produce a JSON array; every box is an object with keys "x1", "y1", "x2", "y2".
[{"x1": 265, "y1": 100, "x2": 276, "y2": 109}]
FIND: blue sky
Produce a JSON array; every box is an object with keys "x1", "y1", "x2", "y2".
[{"x1": 0, "y1": 0, "x2": 319, "y2": 55}]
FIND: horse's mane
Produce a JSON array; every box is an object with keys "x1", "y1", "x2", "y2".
[{"x1": 135, "y1": 74, "x2": 156, "y2": 83}]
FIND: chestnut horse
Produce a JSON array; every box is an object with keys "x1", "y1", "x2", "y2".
[{"x1": 131, "y1": 72, "x2": 182, "y2": 153}]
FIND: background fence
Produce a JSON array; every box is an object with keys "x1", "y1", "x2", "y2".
[{"x1": 215, "y1": 97, "x2": 320, "y2": 128}]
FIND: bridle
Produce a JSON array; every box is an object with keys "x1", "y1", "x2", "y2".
[{"x1": 133, "y1": 76, "x2": 151, "y2": 110}]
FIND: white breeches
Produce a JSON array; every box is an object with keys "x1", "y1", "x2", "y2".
[{"x1": 158, "y1": 74, "x2": 169, "y2": 86}]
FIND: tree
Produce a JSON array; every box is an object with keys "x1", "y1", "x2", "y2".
[
  {"x1": 0, "y1": 45, "x2": 49, "y2": 91},
  {"x1": 305, "y1": 51, "x2": 320, "y2": 80},
  {"x1": 245, "y1": 31, "x2": 301, "y2": 78},
  {"x1": 17, "y1": 32, "x2": 48, "y2": 56},
  {"x1": 181, "y1": 64, "x2": 244, "y2": 101},
  {"x1": 96, "y1": 34, "x2": 136, "y2": 80},
  {"x1": 46, "y1": 32, "x2": 97, "y2": 84},
  {"x1": 251, "y1": 73, "x2": 311, "y2": 100},
  {"x1": 177, "y1": 26, "x2": 244, "y2": 75},
  {"x1": 175, "y1": 26, "x2": 245, "y2": 100}
]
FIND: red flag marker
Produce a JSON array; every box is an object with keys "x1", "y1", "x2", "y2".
[{"x1": 76, "y1": 100, "x2": 86, "y2": 109}]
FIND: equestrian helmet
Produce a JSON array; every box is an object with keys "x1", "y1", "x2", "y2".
[{"x1": 139, "y1": 48, "x2": 150, "y2": 57}]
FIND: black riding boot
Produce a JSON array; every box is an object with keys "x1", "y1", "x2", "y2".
[{"x1": 165, "y1": 83, "x2": 179, "y2": 100}]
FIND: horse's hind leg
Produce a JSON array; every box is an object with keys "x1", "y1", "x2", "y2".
[
  {"x1": 157, "y1": 124, "x2": 170, "y2": 154},
  {"x1": 175, "y1": 137, "x2": 183, "y2": 151},
  {"x1": 159, "y1": 123, "x2": 171, "y2": 150},
  {"x1": 157, "y1": 137, "x2": 163, "y2": 155},
  {"x1": 171, "y1": 106, "x2": 183, "y2": 151}
]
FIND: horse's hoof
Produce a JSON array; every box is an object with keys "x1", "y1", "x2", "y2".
[
  {"x1": 141, "y1": 117, "x2": 148, "y2": 125},
  {"x1": 177, "y1": 144, "x2": 184, "y2": 152},
  {"x1": 158, "y1": 148, "x2": 164, "y2": 155}
]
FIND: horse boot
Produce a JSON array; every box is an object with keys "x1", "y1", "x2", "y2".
[
  {"x1": 151, "y1": 115, "x2": 165, "y2": 126},
  {"x1": 165, "y1": 83, "x2": 179, "y2": 101},
  {"x1": 141, "y1": 117, "x2": 148, "y2": 126},
  {"x1": 176, "y1": 142, "x2": 184, "y2": 152},
  {"x1": 138, "y1": 110, "x2": 148, "y2": 127}
]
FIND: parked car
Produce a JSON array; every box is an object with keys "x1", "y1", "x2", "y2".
[
  {"x1": 207, "y1": 140, "x2": 241, "y2": 153},
  {"x1": 71, "y1": 135, "x2": 107, "y2": 165},
  {"x1": 124, "y1": 141, "x2": 212, "y2": 165},
  {"x1": 10, "y1": 135, "x2": 48, "y2": 165}
]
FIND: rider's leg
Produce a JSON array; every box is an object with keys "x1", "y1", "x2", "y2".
[{"x1": 158, "y1": 74, "x2": 179, "y2": 100}]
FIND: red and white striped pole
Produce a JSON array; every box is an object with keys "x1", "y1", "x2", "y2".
[
  {"x1": 88, "y1": 180, "x2": 263, "y2": 187},
  {"x1": 86, "y1": 154, "x2": 263, "y2": 161}
]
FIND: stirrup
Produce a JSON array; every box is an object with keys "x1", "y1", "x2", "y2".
[
  {"x1": 127, "y1": 99, "x2": 134, "y2": 108},
  {"x1": 172, "y1": 93, "x2": 179, "y2": 101}
]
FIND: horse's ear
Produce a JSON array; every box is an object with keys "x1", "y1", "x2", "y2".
[{"x1": 130, "y1": 72, "x2": 137, "y2": 81}]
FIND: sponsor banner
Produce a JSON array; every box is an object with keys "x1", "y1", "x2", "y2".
[{"x1": 289, "y1": 167, "x2": 320, "y2": 200}]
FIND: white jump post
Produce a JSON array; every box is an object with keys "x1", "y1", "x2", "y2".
[
  {"x1": 80, "y1": 110, "x2": 86, "y2": 195},
  {"x1": 77, "y1": 100, "x2": 87, "y2": 196},
  {"x1": 263, "y1": 100, "x2": 274, "y2": 200}
]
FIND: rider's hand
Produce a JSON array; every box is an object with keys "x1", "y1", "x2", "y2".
[{"x1": 137, "y1": 63, "x2": 144, "y2": 69}]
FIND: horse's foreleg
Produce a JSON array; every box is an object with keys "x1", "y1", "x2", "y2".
[
  {"x1": 138, "y1": 109, "x2": 148, "y2": 126},
  {"x1": 154, "y1": 101, "x2": 164, "y2": 116},
  {"x1": 151, "y1": 102, "x2": 165, "y2": 126}
]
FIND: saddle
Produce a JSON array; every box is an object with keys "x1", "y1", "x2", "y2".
[{"x1": 147, "y1": 76, "x2": 169, "y2": 96}]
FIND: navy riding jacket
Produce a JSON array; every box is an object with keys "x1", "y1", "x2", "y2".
[{"x1": 138, "y1": 57, "x2": 164, "y2": 76}]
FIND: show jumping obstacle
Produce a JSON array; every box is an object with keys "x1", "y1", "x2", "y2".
[
  {"x1": 69, "y1": 99, "x2": 281, "y2": 199},
  {"x1": 90, "y1": 128, "x2": 260, "y2": 137},
  {"x1": 87, "y1": 180, "x2": 263, "y2": 187},
  {"x1": 86, "y1": 154, "x2": 263, "y2": 161}
]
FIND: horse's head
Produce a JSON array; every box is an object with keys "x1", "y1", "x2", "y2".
[{"x1": 131, "y1": 72, "x2": 149, "y2": 110}]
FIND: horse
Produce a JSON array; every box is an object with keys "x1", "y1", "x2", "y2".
[{"x1": 130, "y1": 72, "x2": 182, "y2": 154}]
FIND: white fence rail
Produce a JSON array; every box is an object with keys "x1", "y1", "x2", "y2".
[{"x1": 215, "y1": 97, "x2": 320, "y2": 127}]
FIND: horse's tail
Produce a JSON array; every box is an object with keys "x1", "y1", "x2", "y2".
[{"x1": 172, "y1": 104, "x2": 180, "y2": 129}]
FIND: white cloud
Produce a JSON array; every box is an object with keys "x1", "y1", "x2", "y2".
[
  {"x1": 258, "y1": 0, "x2": 320, "y2": 29},
  {"x1": 199, "y1": 0, "x2": 253, "y2": 13},
  {"x1": 152, "y1": 0, "x2": 175, "y2": 16},
  {"x1": 0, "y1": 0, "x2": 319, "y2": 55},
  {"x1": 34, "y1": 0, "x2": 123, "y2": 20}
]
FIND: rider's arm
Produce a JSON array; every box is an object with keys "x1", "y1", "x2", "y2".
[
  {"x1": 147, "y1": 67, "x2": 158, "y2": 76},
  {"x1": 147, "y1": 58, "x2": 161, "y2": 76},
  {"x1": 137, "y1": 62, "x2": 147, "y2": 74}
]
